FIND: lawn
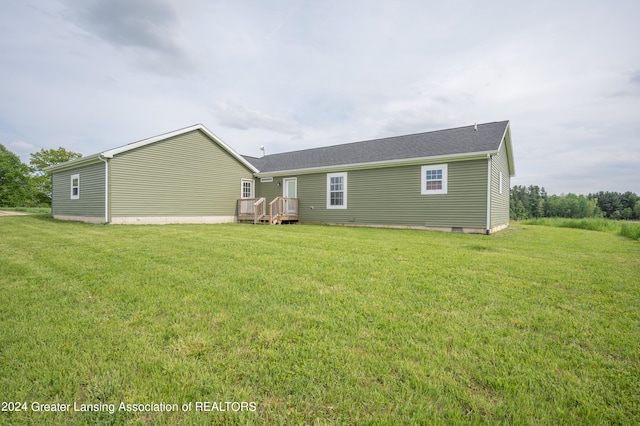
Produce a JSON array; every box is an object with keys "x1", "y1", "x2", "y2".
[{"x1": 1, "y1": 216, "x2": 639, "y2": 424}]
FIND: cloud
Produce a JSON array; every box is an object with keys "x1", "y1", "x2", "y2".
[
  {"x1": 603, "y1": 69, "x2": 640, "y2": 98},
  {"x1": 2, "y1": 0, "x2": 640, "y2": 194},
  {"x1": 213, "y1": 101, "x2": 303, "y2": 139},
  {"x1": 8, "y1": 141, "x2": 36, "y2": 151},
  {"x1": 4, "y1": 141, "x2": 38, "y2": 164},
  {"x1": 377, "y1": 101, "x2": 463, "y2": 137},
  {"x1": 63, "y1": 0, "x2": 196, "y2": 75},
  {"x1": 546, "y1": 158, "x2": 639, "y2": 195},
  {"x1": 291, "y1": 96, "x2": 355, "y2": 129}
]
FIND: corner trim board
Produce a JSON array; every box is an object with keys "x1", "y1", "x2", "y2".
[{"x1": 486, "y1": 154, "x2": 492, "y2": 232}]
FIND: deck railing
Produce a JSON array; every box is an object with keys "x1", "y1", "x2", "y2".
[
  {"x1": 238, "y1": 197, "x2": 298, "y2": 224},
  {"x1": 254, "y1": 198, "x2": 266, "y2": 223},
  {"x1": 238, "y1": 198, "x2": 256, "y2": 216},
  {"x1": 269, "y1": 197, "x2": 298, "y2": 223}
]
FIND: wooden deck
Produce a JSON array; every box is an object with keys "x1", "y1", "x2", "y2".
[{"x1": 237, "y1": 197, "x2": 299, "y2": 224}]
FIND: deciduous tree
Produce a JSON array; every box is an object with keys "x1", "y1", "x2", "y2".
[
  {"x1": 0, "y1": 144, "x2": 33, "y2": 207},
  {"x1": 29, "y1": 147, "x2": 82, "y2": 205}
]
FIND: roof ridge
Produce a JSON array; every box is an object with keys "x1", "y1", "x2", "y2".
[{"x1": 260, "y1": 121, "x2": 507, "y2": 158}]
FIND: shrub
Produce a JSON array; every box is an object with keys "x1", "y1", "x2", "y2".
[{"x1": 620, "y1": 222, "x2": 640, "y2": 240}]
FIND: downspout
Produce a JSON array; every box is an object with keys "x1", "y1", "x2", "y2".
[
  {"x1": 99, "y1": 155, "x2": 109, "y2": 224},
  {"x1": 486, "y1": 154, "x2": 493, "y2": 235}
]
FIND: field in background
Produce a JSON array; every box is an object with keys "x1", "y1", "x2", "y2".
[
  {"x1": 1, "y1": 216, "x2": 639, "y2": 424},
  {"x1": 522, "y1": 217, "x2": 640, "y2": 240}
]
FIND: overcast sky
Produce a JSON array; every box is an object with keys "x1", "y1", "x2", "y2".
[{"x1": 1, "y1": 0, "x2": 638, "y2": 194}]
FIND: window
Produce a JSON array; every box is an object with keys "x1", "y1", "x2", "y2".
[
  {"x1": 499, "y1": 171, "x2": 503, "y2": 194},
  {"x1": 241, "y1": 179, "x2": 254, "y2": 199},
  {"x1": 70, "y1": 174, "x2": 80, "y2": 199},
  {"x1": 421, "y1": 164, "x2": 448, "y2": 195},
  {"x1": 327, "y1": 172, "x2": 347, "y2": 209}
]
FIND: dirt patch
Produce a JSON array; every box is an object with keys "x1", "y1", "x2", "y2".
[{"x1": 0, "y1": 210, "x2": 30, "y2": 216}]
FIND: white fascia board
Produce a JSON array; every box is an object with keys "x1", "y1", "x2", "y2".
[
  {"x1": 254, "y1": 150, "x2": 497, "y2": 178},
  {"x1": 101, "y1": 124, "x2": 260, "y2": 173},
  {"x1": 496, "y1": 121, "x2": 515, "y2": 177},
  {"x1": 100, "y1": 124, "x2": 202, "y2": 157},
  {"x1": 43, "y1": 153, "x2": 103, "y2": 173},
  {"x1": 198, "y1": 126, "x2": 260, "y2": 173}
]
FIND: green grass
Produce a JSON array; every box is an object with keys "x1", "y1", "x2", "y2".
[
  {"x1": 0, "y1": 207, "x2": 52, "y2": 214},
  {"x1": 1, "y1": 217, "x2": 639, "y2": 424},
  {"x1": 523, "y1": 217, "x2": 640, "y2": 240}
]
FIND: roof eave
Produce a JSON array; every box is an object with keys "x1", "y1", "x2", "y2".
[
  {"x1": 255, "y1": 150, "x2": 498, "y2": 177},
  {"x1": 43, "y1": 153, "x2": 103, "y2": 173},
  {"x1": 45, "y1": 124, "x2": 260, "y2": 174},
  {"x1": 497, "y1": 121, "x2": 515, "y2": 177}
]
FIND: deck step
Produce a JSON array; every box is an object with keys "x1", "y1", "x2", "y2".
[{"x1": 238, "y1": 216, "x2": 299, "y2": 225}]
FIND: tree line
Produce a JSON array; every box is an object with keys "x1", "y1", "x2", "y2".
[
  {"x1": 0, "y1": 144, "x2": 82, "y2": 207},
  {"x1": 510, "y1": 185, "x2": 640, "y2": 220}
]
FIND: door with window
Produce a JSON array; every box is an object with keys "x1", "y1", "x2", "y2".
[
  {"x1": 283, "y1": 178, "x2": 297, "y2": 214},
  {"x1": 240, "y1": 179, "x2": 254, "y2": 214}
]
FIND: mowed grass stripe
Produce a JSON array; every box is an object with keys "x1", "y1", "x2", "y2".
[{"x1": 1, "y1": 216, "x2": 638, "y2": 424}]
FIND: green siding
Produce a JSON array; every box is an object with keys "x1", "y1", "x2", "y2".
[
  {"x1": 109, "y1": 130, "x2": 253, "y2": 217},
  {"x1": 255, "y1": 178, "x2": 286, "y2": 206},
  {"x1": 51, "y1": 161, "x2": 105, "y2": 218},
  {"x1": 256, "y1": 160, "x2": 489, "y2": 228},
  {"x1": 490, "y1": 137, "x2": 511, "y2": 228}
]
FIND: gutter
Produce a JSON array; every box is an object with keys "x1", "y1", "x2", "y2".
[
  {"x1": 255, "y1": 151, "x2": 497, "y2": 178},
  {"x1": 98, "y1": 155, "x2": 109, "y2": 224}
]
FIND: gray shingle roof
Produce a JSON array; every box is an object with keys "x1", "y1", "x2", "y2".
[{"x1": 244, "y1": 121, "x2": 509, "y2": 173}]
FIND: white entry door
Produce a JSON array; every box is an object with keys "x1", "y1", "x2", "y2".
[{"x1": 283, "y1": 178, "x2": 297, "y2": 214}]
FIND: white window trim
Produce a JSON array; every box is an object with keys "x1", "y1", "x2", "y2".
[
  {"x1": 70, "y1": 174, "x2": 80, "y2": 200},
  {"x1": 421, "y1": 164, "x2": 448, "y2": 195},
  {"x1": 327, "y1": 172, "x2": 347, "y2": 209},
  {"x1": 240, "y1": 178, "x2": 254, "y2": 199},
  {"x1": 499, "y1": 171, "x2": 503, "y2": 194},
  {"x1": 283, "y1": 177, "x2": 297, "y2": 198}
]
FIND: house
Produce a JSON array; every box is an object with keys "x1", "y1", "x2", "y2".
[{"x1": 45, "y1": 120, "x2": 515, "y2": 234}]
